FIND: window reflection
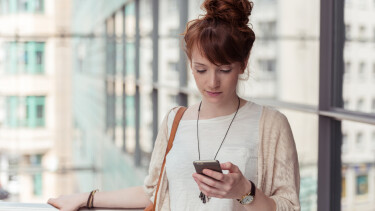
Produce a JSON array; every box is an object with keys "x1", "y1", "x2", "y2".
[
  {"x1": 343, "y1": 0, "x2": 375, "y2": 114},
  {"x1": 341, "y1": 121, "x2": 375, "y2": 210}
]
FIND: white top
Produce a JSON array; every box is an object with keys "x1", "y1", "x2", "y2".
[{"x1": 165, "y1": 101, "x2": 262, "y2": 211}]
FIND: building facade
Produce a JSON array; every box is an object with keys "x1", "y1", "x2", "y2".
[{"x1": 0, "y1": 0, "x2": 73, "y2": 202}]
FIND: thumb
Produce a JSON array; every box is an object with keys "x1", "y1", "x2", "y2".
[{"x1": 220, "y1": 162, "x2": 240, "y2": 173}]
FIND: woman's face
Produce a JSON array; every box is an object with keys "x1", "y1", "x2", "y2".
[{"x1": 191, "y1": 46, "x2": 243, "y2": 105}]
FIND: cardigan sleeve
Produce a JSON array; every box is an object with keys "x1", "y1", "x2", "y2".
[
  {"x1": 268, "y1": 112, "x2": 300, "y2": 211},
  {"x1": 142, "y1": 109, "x2": 172, "y2": 201}
]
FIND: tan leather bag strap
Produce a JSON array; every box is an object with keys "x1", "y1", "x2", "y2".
[{"x1": 153, "y1": 107, "x2": 187, "y2": 210}]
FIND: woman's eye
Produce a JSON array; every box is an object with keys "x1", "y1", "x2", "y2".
[
  {"x1": 197, "y1": 69, "x2": 206, "y2": 73},
  {"x1": 221, "y1": 69, "x2": 232, "y2": 73}
]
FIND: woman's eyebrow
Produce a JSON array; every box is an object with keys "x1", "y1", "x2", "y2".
[{"x1": 193, "y1": 62, "x2": 207, "y2": 66}]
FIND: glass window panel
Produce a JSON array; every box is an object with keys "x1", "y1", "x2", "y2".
[
  {"x1": 159, "y1": 38, "x2": 179, "y2": 85},
  {"x1": 139, "y1": 38, "x2": 152, "y2": 83},
  {"x1": 6, "y1": 96, "x2": 18, "y2": 127},
  {"x1": 341, "y1": 121, "x2": 375, "y2": 210},
  {"x1": 278, "y1": 109, "x2": 318, "y2": 211},
  {"x1": 139, "y1": 0, "x2": 152, "y2": 37},
  {"x1": 125, "y1": 2, "x2": 135, "y2": 38},
  {"x1": 343, "y1": 0, "x2": 375, "y2": 113},
  {"x1": 26, "y1": 96, "x2": 45, "y2": 127},
  {"x1": 159, "y1": 0, "x2": 179, "y2": 38},
  {"x1": 115, "y1": 82, "x2": 124, "y2": 149},
  {"x1": 125, "y1": 41, "x2": 136, "y2": 77},
  {"x1": 188, "y1": 0, "x2": 203, "y2": 21},
  {"x1": 106, "y1": 17, "x2": 116, "y2": 76},
  {"x1": 140, "y1": 88, "x2": 153, "y2": 158},
  {"x1": 158, "y1": 88, "x2": 179, "y2": 120},
  {"x1": 356, "y1": 175, "x2": 368, "y2": 195},
  {"x1": 115, "y1": 10, "x2": 124, "y2": 77},
  {"x1": 34, "y1": 42, "x2": 44, "y2": 73},
  {"x1": 115, "y1": 10, "x2": 124, "y2": 149},
  {"x1": 125, "y1": 89, "x2": 136, "y2": 153},
  {"x1": 159, "y1": 0, "x2": 180, "y2": 87},
  {"x1": 34, "y1": 0, "x2": 43, "y2": 12},
  {"x1": 187, "y1": 0, "x2": 320, "y2": 106},
  {"x1": 7, "y1": 42, "x2": 18, "y2": 74},
  {"x1": 139, "y1": 0, "x2": 153, "y2": 81},
  {"x1": 9, "y1": 0, "x2": 17, "y2": 13},
  {"x1": 125, "y1": 2, "x2": 136, "y2": 78},
  {"x1": 0, "y1": 0, "x2": 8, "y2": 14},
  {"x1": 18, "y1": 0, "x2": 28, "y2": 12}
]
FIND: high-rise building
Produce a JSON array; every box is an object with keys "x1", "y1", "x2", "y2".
[
  {"x1": 0, "y1": 0, "x2": 73, "y2": 202},
  {"x1": 340, "y1": 0, "x2": 375, "y2": 210}
]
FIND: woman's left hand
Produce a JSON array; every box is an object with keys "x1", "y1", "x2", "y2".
[{"x1": 192, "y1": 162, "x2": 251, "y2": 200}]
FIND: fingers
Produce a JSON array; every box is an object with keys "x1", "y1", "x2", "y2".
[
  {"x1": 47, "y1": 198, "x2": 59, "y2": 208},
  {"x1": 193, "y1": 175, "x2": 225, "y2": 198},
  {"x1": 220, "y1": 162, "x2": 240, "y2": 173},
  {"x1": 47, "y1": 198, "x2": 54, "y2": 205},
  {"x1": 193, "y1": 173, "x2": 223, "y2": 189},
  {"x1": 193, "y1": 162, "x2": 247, "y2": 200},
  {"x1": 202, "y1": 169, "x2": 225, "y2": 181}
]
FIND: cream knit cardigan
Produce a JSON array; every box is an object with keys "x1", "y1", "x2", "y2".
[{"x1": 143, "y1": 106, "x2": 300, "y2": 211}]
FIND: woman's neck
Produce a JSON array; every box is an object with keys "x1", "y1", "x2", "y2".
[{"x1": 199, "y1": 96, "x2": 245, "y2": 119}]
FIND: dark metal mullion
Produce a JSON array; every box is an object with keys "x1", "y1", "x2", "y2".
[
  {"x1": 105, "y1": 19, "x2": 109, "y2": 132},
  {"x1": 134, "y1": 0, "x2": 141, "y2": 166},
  {"x1": 111, "y1": 14, "x2": 116, "y2": 143},
  {"x1": 177, "y1": 0, "x2": 188, "y2": 106},
  {"x1": 122, "y1": 5, "x2": 127, "y2": 152},
  {"x1": 318, "y1": 0, "x2": 344, "y2": 210},
  {"x1": 152, "y1": 0, "x2": 159, "y2": 145}
]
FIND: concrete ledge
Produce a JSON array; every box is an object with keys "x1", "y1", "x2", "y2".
[{"x1": 0, "y1": 202, "x2": 144, "y2": 211}]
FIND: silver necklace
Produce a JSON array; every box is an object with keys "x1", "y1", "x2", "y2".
[{"x1": 196, "y1": 96, "x2": 241, "y2": 203}]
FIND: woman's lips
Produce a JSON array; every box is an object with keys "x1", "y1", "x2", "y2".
[{"x1": 206, "y1": 91, "x2": 222, "y2": 97}]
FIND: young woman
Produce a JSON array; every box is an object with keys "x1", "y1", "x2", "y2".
[{"x1": 48, "y1": 0, "x2": 300, "y2": 210}]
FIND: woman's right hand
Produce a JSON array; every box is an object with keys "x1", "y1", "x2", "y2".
[{"x1": 47, "y1": 192, "x2": 89, "y2": 211}]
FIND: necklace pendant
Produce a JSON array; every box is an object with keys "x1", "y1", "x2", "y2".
[{"x1": 199, "y1": 191, "x2": 207, "y2": 204}]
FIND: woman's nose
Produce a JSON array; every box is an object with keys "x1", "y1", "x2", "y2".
[{"x1": 208, "y1": 71, "x2": 220, "y2": 88}]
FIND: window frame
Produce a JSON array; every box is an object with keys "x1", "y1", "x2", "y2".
[{"x1": 104, "y1": 1, "x2": 375, "y2": 210}]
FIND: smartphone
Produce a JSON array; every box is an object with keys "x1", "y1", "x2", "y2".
[{"x1": 193, "y1": 160, "x2": 223, "y2": 175}]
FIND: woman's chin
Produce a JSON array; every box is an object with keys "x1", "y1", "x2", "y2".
[{"x1": 202, "y1": 95, "x2": 224, "y2": 103}]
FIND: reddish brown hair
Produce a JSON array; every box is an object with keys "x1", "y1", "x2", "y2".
[{"x1": 183, "y1": 0, "x2": 255, "y2": 70}]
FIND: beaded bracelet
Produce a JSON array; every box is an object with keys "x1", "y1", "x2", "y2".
[{"x1": 87, "y1": 189, "x2": 99, "y2": 209}]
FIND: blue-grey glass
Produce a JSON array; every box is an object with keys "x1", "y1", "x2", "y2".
[{"x1": 341, "y1": 120, "x2": 375, "y2": 210}]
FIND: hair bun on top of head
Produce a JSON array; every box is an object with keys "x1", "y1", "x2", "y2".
[{"x1": 202, "y1": 0, "x2": 253, "y2": 26}]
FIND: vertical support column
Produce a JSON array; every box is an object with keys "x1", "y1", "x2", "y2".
[
  {"x1": 105, "y1": 20, "x2": 109, "y2": 132},
  {"x1": 134, "y1": 0, "x2": 141, "y2": 166},
  {"x1": 122, "y1": 5, "x2": 127, "y2": 152},
  {"x1": 111, "y1": 14, "x2": 116, "y2": 143},
  {"x1": 152, "y1": 0, "x2": 159, "y2": 145},
  {"x1": 318, "y1": 0, "x2": 344, "y2": 210},
  {"x1": 177, "y1": 0, "x2": 188, "y2": 106}
]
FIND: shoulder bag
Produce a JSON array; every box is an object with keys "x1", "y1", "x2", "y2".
[{"x1": 144, "y1": 106, "x2": 187, "y2": 211}]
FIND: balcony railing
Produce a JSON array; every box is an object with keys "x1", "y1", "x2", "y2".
[{"x1": 0, "y1": 202, "x2": 144, "y2": 211}]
